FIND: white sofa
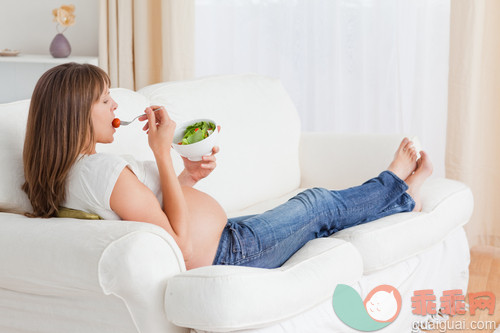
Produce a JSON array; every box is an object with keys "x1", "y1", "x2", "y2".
[{"x1": 0, "y1": 74, "x2": 473, "y2": 333}]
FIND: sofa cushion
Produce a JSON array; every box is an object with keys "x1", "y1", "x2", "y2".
[
  {"x1": 138, "y1": 74, "x2": 302, "y2": 213},
  {"x1": 164, "y1": 237, "x2": 362, "y2": 331},
  {"x1": 226, "y1": 188, "x2": 305, "y2": 218},
  {"x1": 101, "y1": 75, "x2": 302, "y2": 213},
  {"x1": 57, "y1": 207, "x2": 102, "y2": 220},
  {"x1": 0, "y1": 100, "x2": 32, "y2": 213},
  {"x1": 332, "y1": 178, "x2": 474, "y2": 273}
]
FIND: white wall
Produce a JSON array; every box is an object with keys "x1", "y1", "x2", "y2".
[{"x1": 0, "y1": 0, "x2": 99, "y2": 56}]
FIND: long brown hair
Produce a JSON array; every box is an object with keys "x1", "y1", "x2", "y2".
[{"x1": 22, "y1": 63, "x2": 110, "y2": 218}]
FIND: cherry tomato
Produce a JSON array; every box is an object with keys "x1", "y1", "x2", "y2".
[{"x1": 112, "y1": 118, "x2": 121, "y2": 128}]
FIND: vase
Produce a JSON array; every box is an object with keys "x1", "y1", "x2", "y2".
[{"x1": 50, "y1": 33, "x2": 71, "y2": 58}]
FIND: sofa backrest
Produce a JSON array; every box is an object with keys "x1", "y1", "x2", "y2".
[
  {"x1": 100, "y1": 74, "x2": 302, "y2": 213},
  {"x1": 0, "y1": 99, "x2": 32, "y2": 213},
  {"x1": 0, "y1": 74, "x2": 301, "y2": 214}
]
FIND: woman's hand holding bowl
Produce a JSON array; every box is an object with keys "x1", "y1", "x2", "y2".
[{"x1": 181, "y1": 143, "x2": 220, "y2": 184}]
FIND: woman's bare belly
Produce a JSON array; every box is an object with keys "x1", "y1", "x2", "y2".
[{"x1": 182, "y1": 186, "x2": 227, "y2": 270}]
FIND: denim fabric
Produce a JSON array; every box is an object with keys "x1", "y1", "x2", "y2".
[{"x1": 212, "y1": 171, "x2": 415, "y2": 269}]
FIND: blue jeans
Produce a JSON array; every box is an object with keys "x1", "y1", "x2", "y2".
[{"x1": 212, "y1": 171, "x2": 415, "y2": 268}]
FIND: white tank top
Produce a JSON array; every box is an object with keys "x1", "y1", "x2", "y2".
[{"x1": 63, "y1": 153, "x2": 162, "y2": 220}]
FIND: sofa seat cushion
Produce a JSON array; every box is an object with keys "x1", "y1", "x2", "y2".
[
  {"x1": 164, "y1": 237, "x2": 362, "y2": 332},
  {"x1": 332, "y1": 178, "x2": 474, "y2": 273},
  {"x1": 226, "y1": 188, "x2": 306, "y2": 218}
]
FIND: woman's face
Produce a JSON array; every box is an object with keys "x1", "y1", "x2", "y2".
[{"x1": 91, "y1": 86, "x2": 118, "y2": 145}]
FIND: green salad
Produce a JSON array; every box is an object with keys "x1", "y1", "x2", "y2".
[{"x1": 178, "y1": 121, "x2": 216, "y2": 145}]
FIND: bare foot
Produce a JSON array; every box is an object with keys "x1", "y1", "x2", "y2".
[
  {"x1": 387, "y1": 138, "x2": 418, "y2": 180},
  {"x1": 405, "y1": 151, "x2": 433, "y2": 212}
]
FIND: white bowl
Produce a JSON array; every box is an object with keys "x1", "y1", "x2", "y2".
[{"x1": 172, "y1": 119, "x2": 219, "y2": 161}]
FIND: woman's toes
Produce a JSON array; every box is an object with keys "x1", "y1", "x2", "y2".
[
  {"x1": 404, "y1": 140, "x2": 414, "y2": 153},
  {"x1": 418, "y1": 151, "x2": 434, "y2": 175},
  {"x1": 409, "y1": 151, "x2": 433, "y2": 180},
  {"x1": 398, "y1": 138, "x2": 409, "y2": 152}
]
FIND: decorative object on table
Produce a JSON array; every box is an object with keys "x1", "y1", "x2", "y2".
[
  {"x1": 49, "y1": 4, "x2": 75, "y2": 58},
  {"x1": 0, "y1": 49, "x2": 20, "y2": 57}
]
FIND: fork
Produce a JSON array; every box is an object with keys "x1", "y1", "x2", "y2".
[{"x1": 119, "y1": 107, "x2": 162, "y2": 126}]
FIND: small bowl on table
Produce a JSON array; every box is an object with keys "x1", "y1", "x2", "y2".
[{"x1": 172, "y1": 119, "x2": 219, "y2": 161}]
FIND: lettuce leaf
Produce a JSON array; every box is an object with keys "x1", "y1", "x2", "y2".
[{"x1": 180, "y1": 121, "x2": 216, "y2": 145}]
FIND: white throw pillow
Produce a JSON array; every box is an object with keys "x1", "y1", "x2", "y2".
[
  {"x1": 139, "y1": 74, "x2": 302, "y2": 212},
  {"x1": 0, "y1": 100, "x2": 32, "y2": 213}
]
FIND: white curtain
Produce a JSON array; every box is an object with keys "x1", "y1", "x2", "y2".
[{"x1": 195, "y1": 0, "x2": 450, "y2": 177}]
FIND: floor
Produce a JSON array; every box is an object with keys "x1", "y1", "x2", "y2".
[{"x1": 424, "y1": 246, "x2": 500, "y2": 332}]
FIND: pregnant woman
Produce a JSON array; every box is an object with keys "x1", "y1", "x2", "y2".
[{"x1": 22, "y1": 63, "x2": 432, "y2": 270}]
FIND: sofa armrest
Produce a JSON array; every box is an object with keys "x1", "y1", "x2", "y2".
[
  {"x1": 99, "y1": 230, "x2": 188, "y2": 333},
  {"x1": 164, "y1": 238, "x2": 363, "y2": 332},
  {"x1": 0, "y1": 213, "x2": 187, "y2": 333},
  {"x1": 299, "y1": 132, "x2": 405, "y2": 189},
  {"x1": 332, "y1": 178, "x2": 474, "y2": 273}
]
